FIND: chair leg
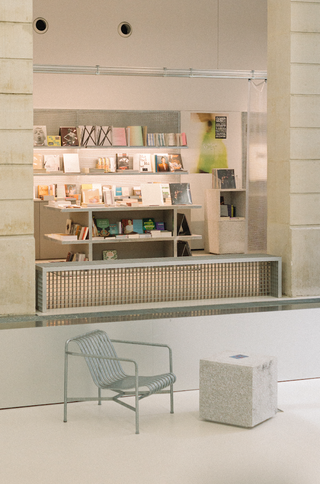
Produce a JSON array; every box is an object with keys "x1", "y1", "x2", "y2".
[
  {"x1": 98, "y1": 388, "x2": 102, "y2": 405},
  {"x1": 135, "y1": 371, "x2": 139, "y2": 434},
  {"x1": 63, "y1": 352, "x2": 68, "y2": 422},
  {"x1": 170, "y1": 383, "x2": 174, "y2": 414}
]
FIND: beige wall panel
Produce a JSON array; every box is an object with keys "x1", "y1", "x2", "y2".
[
  {"x1": 0, "y1": 94, "x2": 32, "y2": 130},
  {"x1": 291, "y1": 160, "x2": 320, "y2": 193},
  {"x1": 291, "y1": 2, "x2": 320, "y2": 32},
  {"x1": 291, "y1": 32, "x2": 320, "y2": 64},
  {"x1": 291, "y1": 95, "x2": 320, "y2": 128},
  {"x1": 0, "y1": 0, "x2": 32, "y2": 22},
  {"x1": 0, "y1": 236, "x2": 35, "y2": 315},
  {"x1": 0, "y1": 130, "x2": 33, "y2": 164},
  {"x1": 291, "y1": 227, "x2": 320, "y2": 296},
  {"x1": 290, "y1": 128, "x2": 320, "y2": 159},
  {"x1": 267, "y1": 222, "x2": 291, "y2": 296},
  {"x1": 0, "y1": 23, "x2": 32, "y2": 59},
  {"x1": 0, "y1": 200, "x2": 33, "y2": 235},
  {"x1": 290, "y1": 193, "x2": 320, "y2": 225},
  {"x1": 0, "y1": 165, "x2": 33, "y2": 200},
  {"x1": 267, "y1": 161, "x2": 290, "y2": 224},
  {"x1": 291, "y1": 64, "x2": 320, "y2": 95},
  {"x1": 0, "y1": 59, "x2": 33, "y2": 94}
]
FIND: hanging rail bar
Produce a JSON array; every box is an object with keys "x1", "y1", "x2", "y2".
[{"x1": 33, "y1": 64, "x2": 267, "y2": 80}]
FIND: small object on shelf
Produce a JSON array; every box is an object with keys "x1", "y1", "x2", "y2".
[
  {"x1": 103, "y1": 250, "x2": 118, "y2": 260},
  {"x1": 143, "y1": 218, "x2": 156, "y2": 232},
  {"x1": 169, "y1": 183, "x2": 192, "y2": 205},
  {"x1": 168, "y1": 154, "x2": 184, "y2": 172},
  {"x1": 213, "y1": 169, "x2": 236, "y2": 189},
  {"x1": 177, "y1": 240, "x2": 192, "y2": 256},
  {"x1": 33, "y1": 126, "x2": 47, "y2": 146},
  {"x1": 95, "y1": 218, "x2": 110, "y2": 237},
  {"x1": 59, "y1": 126, "x2": 79, "y2": 146},
  {"x1": 141, "y1": 183, "x2": 164, "y2": 206},
  {"x1": 96, "y1": 126, "x2": 112, "y2": 147},
  {"x1": 116, "y1": 153, "x2": 130, "y2": 171},
  {"x1": 176, "y1": 213, "x2": 191, "y2": 236},
  {"x1": 47, "y1": 135, "x2": 61, "y2": 147},
  {"x1": 155, "y1": 154, "x2": 169, "y2": 172},
  {"x1": 63, "y1": 153, "x2": 80, "y2": 173}
]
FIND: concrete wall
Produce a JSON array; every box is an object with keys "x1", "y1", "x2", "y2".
[
  {"x1": 0, "y1": 1, "x2": 35, "y2": 315},
  {"x1": 268, "y1": 0, "x2": 320, "y2": 296}
]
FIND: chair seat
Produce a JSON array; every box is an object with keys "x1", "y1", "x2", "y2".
[{"x1": 101, "y1": 372, "x2": 176, "y2": 394}]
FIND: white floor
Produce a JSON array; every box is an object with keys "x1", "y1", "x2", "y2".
[{"x1": 1, "y1": 380, "x2": 320, "y2": 484}]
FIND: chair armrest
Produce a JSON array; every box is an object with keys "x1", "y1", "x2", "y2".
[
  {"x1": 110, "y1": 340, "x2": 173, "y2": 373},
  {"x1": 65, "y1": 350, "x2": 138, "y2": 371}
]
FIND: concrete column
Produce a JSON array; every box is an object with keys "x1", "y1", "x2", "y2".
[
  {"x1": 268, "y1": 0, "x2": 320, "y2": 296},
  {"x1": 0, "y1": 1, "x2": 35, "y2": 315}
]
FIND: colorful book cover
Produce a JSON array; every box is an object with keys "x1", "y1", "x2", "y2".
[
  {"x1": 116, "y1": 153, "x2": 130, "y2": 171},
  {"x1": 121, "y1": 219, "x2": 134, "y2": 234},
  {"x1": 59, "y1": 126, "x2": 79, "y2": 146},
  {"x1": 47, "y1": 135, "x2": 61, "y2": 146},
  {"x1": 132, "y1": 219, "x2": 144, "y2": 234},
  {"x1": 155, "y1": 154, "x2": 169, "y2": 172},
  {"x1": 168, "y1": 154, "x2": 184, "y2": 172},
  {"x1": 143, "y1": 218, "x2": 156, "y2": 232},
  {"x1": 169, "y1": 183, "x2": 192, "y2": 205},
  {"x1": 103, "y1": 250, "x2": 118, "y2": 260}
]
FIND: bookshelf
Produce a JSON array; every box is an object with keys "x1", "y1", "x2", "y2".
[
  {"x1": 205, "y1": 188, "x2": 246, "y2": 254},
  {"x1": 43, "y1": 204, "x2": 202, "y2": 260}
]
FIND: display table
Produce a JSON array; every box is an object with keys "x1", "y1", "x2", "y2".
[{"x1": 199, "y1": 351, "x2": 277, "y2": 428}]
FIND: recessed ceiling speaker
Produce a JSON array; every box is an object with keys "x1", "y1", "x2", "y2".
[
  {"x1": 118, "y1": 22, "x2": 132, "y2": 37},
  {"x1": 33, "y1": 18, "x2": 49, "y2": 34}
]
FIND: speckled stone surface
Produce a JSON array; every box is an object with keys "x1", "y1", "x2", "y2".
[{"x1": 199, "y1": 351, "x2": 277, "y2": 428}]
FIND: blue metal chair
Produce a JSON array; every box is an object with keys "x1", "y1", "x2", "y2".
[{"x1": 64, "y1": 329, "x2": 176, "y2": 433}]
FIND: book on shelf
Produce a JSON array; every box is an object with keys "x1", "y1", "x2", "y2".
[
  {"x1": 213, "y1": 168, "x2": 236, "y2": 189},
  {"x1": 165, "y1": 133, "x2": 177, "y2": 146},
  {"x1": 155, "y1": 221, "x2": 165, "y2": 231},
  {"x1": 65, "y1": 184, "x2": 77, "y2": 197},
  {"x1": 132, "y1": 219, "x2": 144, "y2": 234},
  {"x1": 155, "y1": 154, "x2": 170, "y2": 172},
  {"x1": 79, "y1": 125, "x2": 96, "y2": 147},
  {"x1": 47, "y1": 233, "x2": 78, "y2": 241},
  {"x1": 103, "y1": 250, "x2": 118, "y2": 260},
  {"x1": 71, "y1": 223, "x2": 82, "y2": 239},
  {"x1": 143, "y1": 218, "x2": 156, "y2": 232},
  {"x1": 66, "y1": 218, "x2": 73, "y2": 234},
  {"x1": 59, "y1": 126, "x2": 79, "y2": 146},
  {"x1": 169, "y1": 183, "x2": 192, "y2": 205},
  {"x1": 63, "y1": 153, "x2": 80, "y2": 173},
  {"x1": 132, "y1": 186, "x2": 142, "y2": 197},
  {"x1": 160, "y1": 183, "x2": 171, "y2": 202},
  {"x1": 108, "y1": 223, "x2": 120, "y2": 236},
  {"x1": 141, "y1": 183, "x2": 164, "y2": 206},
  {"x1": 112, "y1": 127, "x2": 127, "y2": 146},
  {"x1": 33, "y1": 126, "x2": 47, "y2": 147},
  {"x1": 168, "y1": 154, "x2": 184, "y2": 172},
  {"x1": 38, "y1": 185, "x2": 49, "y2": 198},
  {"x1": 177, "y1": 240, "x2": 192, "y2": 257},
  {"x1": 82, "y1": 188, "x2": 100, "y2": 204},
  {"x1": 102, "y1": 186, "x2": 115, "y2": 205},
  {"x1": 176, "y1": 213, "x2": 191, "y2": 236},
  {"x1": 220, "y1": 204, "x2": 236, "y2": 217},
  {"x1": 33, "y1": 154, "x2": 43, "y2": 170},
  {"x1": 79, "y1": 226, "x2": 89, "y2": 240},
  {"x1": 95, "y1": 218, "x2": 110, "y2": 237},
  {"x1": 122, "y1": 219, "x2": 135, "y2": 235},
  {"x1": 47, "y1": 135, "x2": 61, "y2": 147},
  {"x1": 126, "y1": 126, "x2": 144, "y2": 146},
  {"x1": 96, "y1": 126, "x2": 112, "y2": 146},
  {"x1": 133, "y1": 153, "x2": 153, "y2": 172},
  {"x1": 43, "y1": 154, "x2": 60, "y2": 172},
  {"x1": 116, "y1": 153, "x2": 130, "y2": 171}
]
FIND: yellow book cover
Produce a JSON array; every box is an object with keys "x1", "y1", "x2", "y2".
[{"x1": 47, "y1": 135, "x2": 61, "y2": 146}]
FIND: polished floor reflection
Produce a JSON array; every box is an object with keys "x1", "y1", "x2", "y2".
[{"x1": 1, "y1": 379, "x2": 320, "y2": 484}]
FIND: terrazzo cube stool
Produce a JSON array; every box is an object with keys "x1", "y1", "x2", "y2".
[{"x1": 199, "y1": 352, "x2": 277, "y2": 428}]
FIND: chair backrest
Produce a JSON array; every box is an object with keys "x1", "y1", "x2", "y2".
[{"x1": 69, "y1": 330, "x2": 127, "y2": 387}]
